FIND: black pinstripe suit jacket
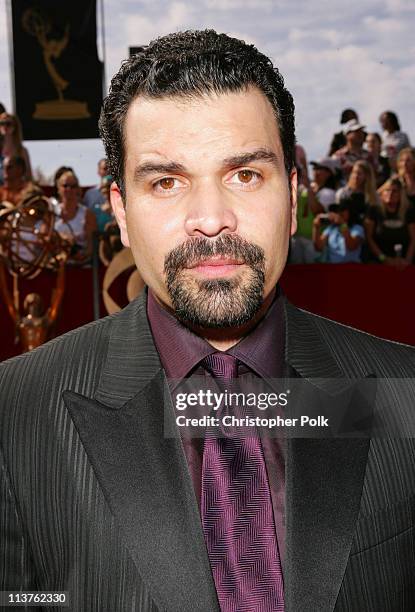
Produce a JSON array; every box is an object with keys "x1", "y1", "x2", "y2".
[{"x1": 1, "y1": 293, "x2": 415, "y2": 611}]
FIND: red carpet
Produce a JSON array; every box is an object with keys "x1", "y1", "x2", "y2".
[{"x1": 0, "y1": 263, "x2": 413, "y2": 362}]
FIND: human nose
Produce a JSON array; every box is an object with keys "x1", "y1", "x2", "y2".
[{"x1": 184, "y1": 182, "x2": 237, "y2": 237}]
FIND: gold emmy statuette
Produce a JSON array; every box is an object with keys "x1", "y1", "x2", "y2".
[
  {"x1": 22, "y1": 9, "x2": 90, "y2": 120},
  {"x1": 0, "y1": 258, "x2": 66, "y2": 352},
  {"x1": 0, "y1": 195, "x2": 72, "y2": 352},
  {"x1": 12, "y1": 264, "x2": 65, "y2": 352}
]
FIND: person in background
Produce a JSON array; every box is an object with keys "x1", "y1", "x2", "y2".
[
  {"x1": 83, "y1": 158, "x2": 109, "y2": 213},
  {"x1": 94, "y1": 175, "x2": 114, "y2": 232},
  {"x1": 309, "y1": 157, "x2": 339, "y2": 210},
  {"x1": 49, "y1": 166, "x2": 74, "y2": 211},
  {"x1": 54, "y1": 170, "x2": 97, "y2": 265},
  {"x1": 0, "y1": 113, "x2": 32, "y2": 180},
  {"x1": 328, "y1": 108, "x2": 359, "y2": 156},
  {"x1": 364, "y1": 177, "x2": 415, "y2": 267},
  {"x1": 396, "y1": 147, "x2": 415, "y2": 207},
  {"x1": 0, "y1": 156, "x2": 41, "y2": 208},
  {"x1": 312, "y1": 200, "x2": 365, "y2": 263},
  {"x1": 295, "y1": 143, "x2": 309, "y2": 187},
  {"x1": 336, "y1": 160, "x2": 377, "y2": 212},
  {"x1": 290, "y1": 166, "x2": 321, "y2": 263},
  {"x1": 379, "y1": 111, "x2": 410, "y2": 163},
  {"x1": 0, "y1": 102, "x2": 5, "y2": 183},
  {"x1": 332, "y1": 119, "x2": 370, "y2": 181},
  {"x1": 364, "y1": 132, "x2": 390, "y2": 187}
]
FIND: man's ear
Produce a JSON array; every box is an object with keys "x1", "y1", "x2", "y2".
[
  {"x1": 289, "y1": 167, "x2": 298, "y2": 236},
  {"x1": 110, "y1": 182, "x2": 130, "y2": 248}
]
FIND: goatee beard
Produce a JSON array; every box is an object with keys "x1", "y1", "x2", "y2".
[{"x1": 164, "y1": 234, "x2": 266, "y2": 328}]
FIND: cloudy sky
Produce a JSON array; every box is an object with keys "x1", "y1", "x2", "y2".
[{"x1": 0, "y1": 0, "x2": 414, "y2": 185}]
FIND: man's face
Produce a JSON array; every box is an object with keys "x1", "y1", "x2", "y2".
[
  {"x1": 347, "y1": 129, "x2": 365, "y2": 148},
  {"x1": 111, "y1": 87, "x2": 297, "y2": 328},
  {"x1": 313, "y1": 166, "x2": 331, "y2": 185}
]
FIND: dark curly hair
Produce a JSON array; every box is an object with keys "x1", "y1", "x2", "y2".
[{"x1": 99, "y1": 29, "x2": 296, "y2": 199}]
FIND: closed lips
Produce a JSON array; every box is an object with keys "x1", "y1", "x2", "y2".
[{"x1": 188, "y1": 258, "x2": 244, "y2": 267}]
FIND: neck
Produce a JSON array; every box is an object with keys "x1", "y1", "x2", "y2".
[
  {"x1": 348, "y1": 143, "x2": 361, "y2": 154},
  {"x1": 3, "y1": 133, "x2": 13, "y2": 148},
  {"x1": 60, "y1": 200, "x2": 78, "y2": 219},
  {"x1": 6, "y1": 177, "x2": 24, "y2": 190}
]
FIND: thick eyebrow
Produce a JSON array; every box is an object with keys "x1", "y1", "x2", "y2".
[
  {"x1": 222, "y1": 148, "x2": 279, "y2": 170},
  {"x1": 133, "y1": 148, "x2": 279, "y2": 183},
  {"x1": 133, "y1": 161, "x2": 186, "y2": 182}
]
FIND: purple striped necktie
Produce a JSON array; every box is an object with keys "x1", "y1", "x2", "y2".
[{"x1": 201, "y1": 353, "x2": 284, "y2": 612}]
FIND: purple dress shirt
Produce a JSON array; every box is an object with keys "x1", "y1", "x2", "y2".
[{"x1": 147, "y1": 287, "x2": 286, "y2": 565}]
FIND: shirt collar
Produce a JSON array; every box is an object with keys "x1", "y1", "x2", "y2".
[{"x1": 147, "y1": 287, "x2": 285, "y2": 382}]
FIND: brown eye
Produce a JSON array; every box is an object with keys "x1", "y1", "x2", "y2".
[
  {"x1": 237, "y1": 170, "x2": 254, "y2": 183},
  {"x1": 159, "y1": 177, "x2": 175, "y2": 190}
]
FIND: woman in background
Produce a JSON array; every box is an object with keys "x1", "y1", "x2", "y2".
[
  {"x1": 336, "y1": 160, "x2": 377, "y2": 214},
  {"x1": 364, "y1": 132, "x2": 390, "y2": 187},
  {"x1": 0, "y1": 113, "x2": 32, "y2": 180},
  {"x1": 364, "y1": 177, "x2": 415, "y2": 266},
  {"x1": 379, "y1": 111, "x2": 410, "y2": 162},
  {"x1": 290, "y1": 165, "x2": 322, "y2": 263},
  {"x1": 54, "y1": 170, "x2": 97, "y2": 265},
  {"x1": 49, "y1": 166, "x2": 74, "y2": 211},
  {"x1": 396, "y1": 147, "x2": 415, "y2": 206}
]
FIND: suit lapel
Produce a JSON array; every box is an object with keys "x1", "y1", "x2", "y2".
[
  {"x1": 63, "y1": 290, "x2": 373, "y2": 611},
  {"x1": 283, "y1": 300, "x2": 373, "y2": 612},
  {"x1": 93, "y1": 294, "x2": 163, "y2": 408},
  {"x1": 63, "y1": 294, "x2": 219, "y2": 612}
]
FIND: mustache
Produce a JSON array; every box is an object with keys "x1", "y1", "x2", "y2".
[{"x1": 164, "y1": 234, "x2": 266, "y2": 274}]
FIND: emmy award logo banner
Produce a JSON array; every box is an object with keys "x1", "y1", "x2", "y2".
[{"x1": 10, "y1": 0, "x2": 103, "y2": 140}]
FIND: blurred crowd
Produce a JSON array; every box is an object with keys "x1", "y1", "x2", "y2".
[
  {"x1": 293, "y1": 108, "x2": 415, "y2": 267},
  {"x1": 0, "y1": 101, "x2": 414, "y2": 269},
  {"x1": 0, "y1": 102, "x2": 118, "y2": 267}
]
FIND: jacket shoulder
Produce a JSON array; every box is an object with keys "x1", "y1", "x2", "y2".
[
  {"x1": 300, "y1": 306, "x2": 415, "y2": 376},
  {"x1": 1, "y1": 312, "x2": 110, "y2": 372},
  {"x1": 0, "y1": 299, "x2": 142, "y2": 405}
]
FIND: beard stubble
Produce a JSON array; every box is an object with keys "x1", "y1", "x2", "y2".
[{"x1": 164, "y1": 234, "x2": 266, "y2": 328}]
